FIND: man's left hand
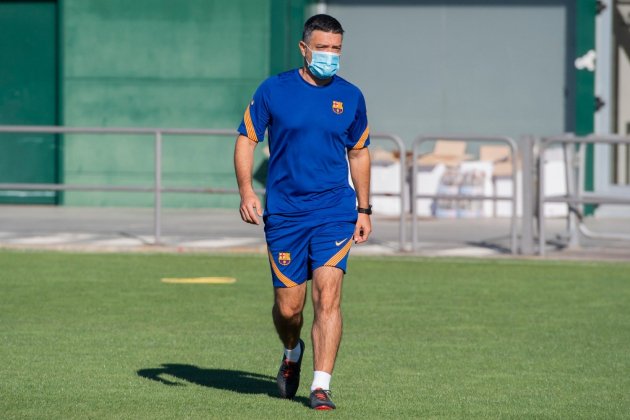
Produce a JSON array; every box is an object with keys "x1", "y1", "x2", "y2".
[{"x1": 353, "y1": 213, "x2": 372, "y2": 244}]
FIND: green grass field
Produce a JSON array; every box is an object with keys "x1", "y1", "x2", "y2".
[{"x1": 1, "y1": 250, "x2": 629, "y2": 419}]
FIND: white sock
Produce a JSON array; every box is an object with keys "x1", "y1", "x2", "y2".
[
  {"x1": 311, "y1": 371, "x2": 332, "y2": 391},
  {"x1": 284, "y1": 342, "x2": 302, "y2": 363}
]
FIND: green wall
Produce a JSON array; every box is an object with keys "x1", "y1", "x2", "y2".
[
  {"x1": 0, "y1": 1, "x2": 58, "y2": 204},
  {"x1": 574, "y1": 0, "x2": 596, "y2": 214},
  {"x1": 61, "y1": 0, "x2": 310, "y2": 207}
]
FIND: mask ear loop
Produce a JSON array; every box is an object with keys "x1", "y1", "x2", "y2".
[{"x1": 303, "y1": 44, "x2": 313, "y2": 67}]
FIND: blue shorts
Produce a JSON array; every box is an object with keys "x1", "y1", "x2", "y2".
[{"x1": 264, "y1": 215, "x2": 356, "y2": 288}]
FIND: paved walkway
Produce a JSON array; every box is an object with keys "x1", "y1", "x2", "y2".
[{"x1": 0, "y1": 205, "x2": 629, "y2": 261}]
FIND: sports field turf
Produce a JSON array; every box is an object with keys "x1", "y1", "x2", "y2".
[{"x1": 1, "y1": 250, "x2": 629, "y2": 419}]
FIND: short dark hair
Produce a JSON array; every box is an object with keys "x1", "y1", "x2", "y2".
[{"x1": 302, "y1": 14, "x2": 344, "y2": 43}]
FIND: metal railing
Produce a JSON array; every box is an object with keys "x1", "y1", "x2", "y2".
[
  {"x1": 0, "y1": 125, "x2": 255, "y2": 244},
  {"x1": 537, "y1": 135, "x2": 630, "y2": 255},
  {"x1": 13, "y1": 127, "x2": 628, "y2": 256},
  {"x1": 410, "y1": 135, "x2": 519, "y2": 254},
  {"x1": 370, "y1": 133, "x2": 406, "y2": 251},
  {"x1": 0, "y1": 126, "x2": 408, "y2": 251}
]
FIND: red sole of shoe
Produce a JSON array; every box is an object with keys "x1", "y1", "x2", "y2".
[{"x1": 314, "y1": 406, "x2": 334, "y2": 411}]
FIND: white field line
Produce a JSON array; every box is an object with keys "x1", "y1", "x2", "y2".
[
  {"x1": 178, "y1": 237, "x2": 261, "y2": 248},
  {"x1": 9, "y1": 233, "x2": 97, "y2": 245}
]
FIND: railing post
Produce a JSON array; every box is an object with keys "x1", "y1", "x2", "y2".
[
  {"x1": 398, "y1": 141, "x2": 407, "y2": 251},
  {"x1": 520, "y1": 135, "x2": 536, "y2": 255},
  {"x1": 154, "y1": 131, "x2": 162, "y2": 245},
  {"x1": 507, "y1": 138, "x2": 519, "y2": 255},
  {"x1": 538, "y1": 139, "x2": 547, "y2": 255},
  {"x1": 411, "y1": 139, "x2": 419, "y2": 252},
  {"x1": 563, "y1": 140, "x2": 580, "y2": 249}
]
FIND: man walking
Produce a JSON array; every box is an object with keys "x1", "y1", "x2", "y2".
[{"x1": 234, "y1": 14, "x2": 371, "y2": 410}]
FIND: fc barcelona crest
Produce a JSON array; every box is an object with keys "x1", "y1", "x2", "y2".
[
  {"x1": 278, "y1": 252, "x2": 291, "y2": 266},
  {"x1": 332, "y1": 101, "x2": 344, "y2": 115}
]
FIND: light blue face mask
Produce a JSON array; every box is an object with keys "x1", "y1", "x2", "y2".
[{"x1": 305, "y1": 45, "x2": 340, "y2": 79}]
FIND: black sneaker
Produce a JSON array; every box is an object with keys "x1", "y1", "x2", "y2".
[
  {"x1": 276, "y1": 338, "x2": 304, "y2": 399},
  {"x1": 310, "y1": 388, "x2": 336, "y2": 410}
]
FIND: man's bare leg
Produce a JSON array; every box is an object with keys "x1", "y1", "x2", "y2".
[
  {"x1": 273, "y1": 283, "x2": 307, "y2": 349},
  {"x1": 311, "y1": 266, "x2": 344, "y2": 379},
  {"x1": 274, "y1": 283, "x2": 307, "y2": 399}
]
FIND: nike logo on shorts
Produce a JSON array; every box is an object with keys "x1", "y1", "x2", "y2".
[{"x1": 335, "y1": 238, "x2": 349, "y2": 247}]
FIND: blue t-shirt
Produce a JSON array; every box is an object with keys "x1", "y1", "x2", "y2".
[{"x1": 237, "y1": 69, "x2": 370, "y2": 218}]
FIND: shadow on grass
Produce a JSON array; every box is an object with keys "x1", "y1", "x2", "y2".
[{"x1": 137, "y1": 363, "x2": 309, "y2": 406}]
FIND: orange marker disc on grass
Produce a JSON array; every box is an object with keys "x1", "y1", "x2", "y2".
[{"x1": 161, "y1": 277, "x2": 236, "y2": 284}]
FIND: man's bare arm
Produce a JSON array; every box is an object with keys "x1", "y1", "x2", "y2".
[
  {"x1": 234, "y1": 134, "x2": 263, "y2": 225},
  {"x1": 348, "y1": 147, "x2": 371, "y2": 243}
]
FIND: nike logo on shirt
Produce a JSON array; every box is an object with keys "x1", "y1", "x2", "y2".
[{"x1": 335, "y1": 238, "x2": 349, "y2": 247}]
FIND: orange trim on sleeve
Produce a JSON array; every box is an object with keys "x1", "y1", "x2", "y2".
[
  {"x1": 352, "y1": 126, "x2": 370, "y2": 149},
  {"x1": 243, "y1": 105, "x2": 259, "y2": 142},
  {"x1": 324, "y1": 238, "x2": 353, "y2": 267},
  {"x1": 268, "y1": 250, "x2": 298, "y2": 287}
]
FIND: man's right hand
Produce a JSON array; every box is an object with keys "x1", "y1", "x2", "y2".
[
  {"x1": 234, "y1": 134, "x2": 262, "y2": 225},
  {"x1": 239, "y1": 191, "x2": 263, "y2": 225}
]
